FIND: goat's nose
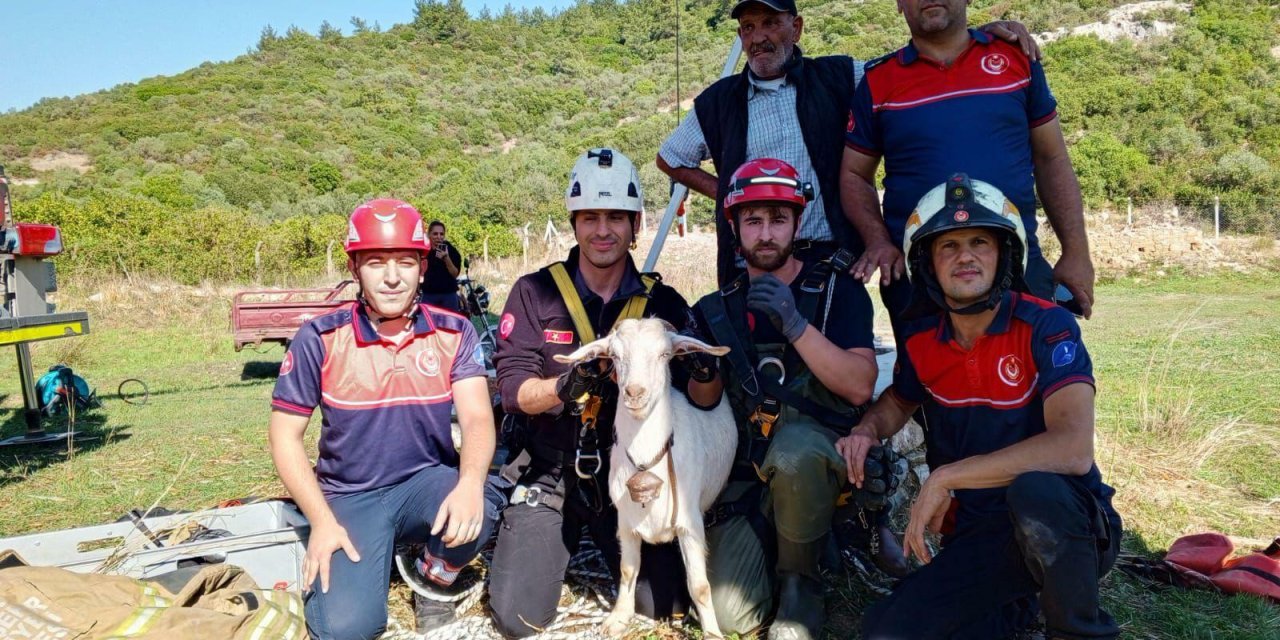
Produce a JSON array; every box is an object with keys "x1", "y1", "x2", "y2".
[{"x1": 624, "y1": 384, "x2": 644, "y2": 399}]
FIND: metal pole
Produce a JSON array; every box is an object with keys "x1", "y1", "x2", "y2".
[
  {"x1": 1214, "y1": 196, "x2": 1220, "y2": 239},
  {"x1": 1127, "y1": 197, "x2": 1132, "y2": 226},
  {"x1": 644, "y1": 36, "x2": 744, "y2": 273},
  {"x1": 15, "y1": 343, "x2": 41, "y2": 433}
]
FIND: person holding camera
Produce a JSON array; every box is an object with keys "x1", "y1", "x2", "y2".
[{"x1": 420, "y1": 220, "x2": 463, "y2": 312}]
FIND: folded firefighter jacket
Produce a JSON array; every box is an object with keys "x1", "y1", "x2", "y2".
[{"x1": 0, "y1": 562, "x2": 305, "y2": 639}]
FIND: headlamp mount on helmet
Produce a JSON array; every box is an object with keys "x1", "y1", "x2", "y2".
[{"x1": 566, "y1": 147, "x2": 644, "y2": 215}]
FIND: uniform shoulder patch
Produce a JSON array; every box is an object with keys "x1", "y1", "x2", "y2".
[{"x1": 1051, "y1": 340, "x2": 1078, "y2": 368}]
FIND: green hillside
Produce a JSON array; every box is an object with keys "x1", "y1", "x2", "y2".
[{"x1": 2, "y1": 0, "x2": 1277, "y2": 283}]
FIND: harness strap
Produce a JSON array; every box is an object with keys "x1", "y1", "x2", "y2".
[
  {"x1": 548, "y1": 262, "x2": 657, "y2": 343},
  {"x1": 549, "y1": 262, "x2": 598, "y2": 342}
]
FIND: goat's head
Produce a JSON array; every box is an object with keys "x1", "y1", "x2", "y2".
[{"x1": 553, "y1": 318, "x2": 728, "y2": 419}]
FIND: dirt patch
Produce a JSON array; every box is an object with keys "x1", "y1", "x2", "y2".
[
  {"x1": 1271, "y1": 44, "x2": 1280, "y2": 60},
  {"x1": 1038, "y1": 1, "x2": 1190, "y2": 44},
  {"x1": 618, "y1": 98, "x2": 695, "y2": 126},
  {"x1": 29, "y1": 151, "x2": 92, "y2": 174}
]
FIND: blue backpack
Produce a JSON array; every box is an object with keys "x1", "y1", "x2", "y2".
[{"x1": 35, "y1": 365, "x2": 98, "y2": 416}]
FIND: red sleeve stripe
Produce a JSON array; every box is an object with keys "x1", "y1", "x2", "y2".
[
  {"x1": 1043, "y1": 374, "x2": 1094, "y2": 399},
  {"x1": 271, "y1": 399, "x2": 315, "y2": 416},
  {"x1": 844, "y1": 141, "x2": 880, "y2": 156},
  {"x1": 1030, "y1": 110, "x2": 1058, "y2": 128}
]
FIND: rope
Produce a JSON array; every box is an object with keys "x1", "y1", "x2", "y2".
[
  {"x1": 117, "y1": 378, "x2": 150, "y2": 406},
  {"x1": 674, "y1": 0, "x2": 681, "y2": 127}
]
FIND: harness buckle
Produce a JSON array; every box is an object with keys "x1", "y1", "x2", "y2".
[
  {"x1": 574, "y1": 450, "x2": 602, "y2": 479},
  {"x1": 510, "y1": 484, "x2": 545, "y2": 507},
  {"x1": 749, "y1": 397, "x2": 782, "y2": 438}
]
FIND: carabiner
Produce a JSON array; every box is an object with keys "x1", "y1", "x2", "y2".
[{"x1": 575, "y1": 450, "x2": 602, "y2": 479}]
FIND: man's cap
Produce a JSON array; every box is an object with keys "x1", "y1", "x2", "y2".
[{"x1": 730, "y1": 0, "x2": 798, "y2": 19}]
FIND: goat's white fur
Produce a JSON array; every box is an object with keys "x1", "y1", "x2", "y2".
[{"x1": 554, "y1": 318, "x2": 736, "y2": 638}]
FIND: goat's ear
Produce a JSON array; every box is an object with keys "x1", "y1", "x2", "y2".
[
  {"x1": 552, "y1": 337, "x2": 613, "y2": 364},
  {"x1": 670, "y1": 333, "x2": 730, "y2": 357},
  {"x1": 656, "y1": 319, "x2": 678, "y2": 333}
]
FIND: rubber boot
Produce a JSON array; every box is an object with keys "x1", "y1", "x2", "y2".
[{"x1": 768, "y1": 536, "x2": 825, "y2": 640}]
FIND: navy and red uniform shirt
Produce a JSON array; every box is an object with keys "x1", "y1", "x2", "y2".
[
  {"x1": 888, "y1": 292, "x2": 1118, "y2": 527},
  {"x1": 845, "y1": 30, "x2": 1058, "y2": 253},
  {"x1": 272, "y1": 301, "x2": 486, "y2": 496}
]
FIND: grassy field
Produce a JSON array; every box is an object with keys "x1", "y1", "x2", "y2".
[{"x1": 0, "y1": 260, "x2": 1276, "y2": 638}]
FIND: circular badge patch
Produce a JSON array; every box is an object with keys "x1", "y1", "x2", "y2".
[
  {"x1": 279, "y1": 352, "x2": 294, "y2": 376},
  {"x1": 954, "y1": 210, "x2": 970, "y2": 222},
  {"x1": 981, "y1": 53, "x2": 1010, "y2": 75},
  {"x1": 499, "y1": 313, "x2": 516, "y2": 340},
  {"x1": 416, "y1": 347, "x2": 441, "y2": 377},
  {"x1": 997, "y1": 354, "x2": 1024, "y2": 386}
]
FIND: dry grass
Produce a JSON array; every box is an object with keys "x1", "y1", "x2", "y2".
[{"x1": 1092, "y1": 300, "x2": 1280, "y2": 549}]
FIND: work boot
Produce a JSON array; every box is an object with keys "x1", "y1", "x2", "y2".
[
  {"x1": 769, "y1": 572, "x2": 825, "y2": 640},
  {"x1": 413, "y1": 593, "x2": 456, "y2": 631},
  {"x1": 770, "y1": 536, "x2": 826, "y2": 640},
  {"x1": 873, "y1": 523, "x2": 909, "y2": 578},
  {"x1": 833, "y1": 503, "x2": 908, "y2": 578}
]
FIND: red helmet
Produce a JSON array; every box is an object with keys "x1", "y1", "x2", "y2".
[
  {"x1": 344, "y1": 199, "x2": 431, "y2": 256},
  {"x1": 722, "y1": 158, "x2": 813, "y2": 215}
]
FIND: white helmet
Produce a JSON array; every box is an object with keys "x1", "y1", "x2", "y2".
[{"x1": 565, "y1": 148, "x2": 644, "y2": 214}]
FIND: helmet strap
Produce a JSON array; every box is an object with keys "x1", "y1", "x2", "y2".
[
  {"x1": 918, "y1": 234, "x2": 1015, "y2": 316},
  {"x1": 356, "y1": 287, "x2": 421, "y2": 325}
]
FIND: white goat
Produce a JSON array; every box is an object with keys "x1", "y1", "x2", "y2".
[{"x1": 554, "y1": 318, "x2": 737, "y2": 638}]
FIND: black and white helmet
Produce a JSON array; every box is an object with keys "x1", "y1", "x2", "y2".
[{"x1": 903, "y1": 173, "x2": 1028, "y2": 315}]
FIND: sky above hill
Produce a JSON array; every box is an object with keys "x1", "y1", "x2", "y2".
[{"x1": 0, "y1": 0, "x2": 571, "y2": 112}]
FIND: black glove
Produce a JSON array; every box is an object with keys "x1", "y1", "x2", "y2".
[
  {"x1": 851, "y1": 445, "x2": 906, "y2": 511},
  {"x1": 746, "y1": 274, "x2": 807, "y2": 342},
  {"x1": 555, "y1": 359, "x2": 609, "y2": 404},
  {"x1": 677, "y1": 351, "x2": 717, "y2": 383}
]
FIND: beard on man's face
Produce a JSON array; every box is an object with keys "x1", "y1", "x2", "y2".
[{"x1": 742, "y1": 238, "x2": 793, "y2": 272}]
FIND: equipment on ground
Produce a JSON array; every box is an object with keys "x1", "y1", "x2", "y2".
[{"x1": 0, "y1": 165, "x2": 92, "y2": 447}]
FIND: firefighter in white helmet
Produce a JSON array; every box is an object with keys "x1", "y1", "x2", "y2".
[{"x1": 486, "y1": 148, "x2": 722, "y2": 637}]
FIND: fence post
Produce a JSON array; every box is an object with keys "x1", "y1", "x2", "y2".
[
  {"x1": 483, "y1": 235, "x2": 490, "y2": 266},
  {"x1": 254, "y1": 241, "x2": 263, "y2": 284},
  {"x1": 1214, "y1": 196, "x2": 1220, "y2": 240},
  {"x1": 325, "y1": 240, "x2": 336, "y2": 281},
  {"x1": 521, "y1": 223, "x2": 530, "y2": 271},
  {"x1": 1127, "y1": 197, "x2": 1133, "y2": 226}
]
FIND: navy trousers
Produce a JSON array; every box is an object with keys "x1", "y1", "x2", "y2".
[
  {"x1": 862, "y1": 472, "x2": 1121, "y2": 640},
  {"x1": 304, "y1": 465, "x2": 506, "y2": 640}
]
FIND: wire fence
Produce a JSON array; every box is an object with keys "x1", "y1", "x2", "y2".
[{"x1": 1086, "y1": 196, "x2": 1280, "y2": 238}]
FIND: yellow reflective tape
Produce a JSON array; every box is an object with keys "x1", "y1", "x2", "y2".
[
  {"x1": 104, "y1": 607, "x2": 165, "y2": 638},
  {"x1": 103, "y1": 585, "x2": 172, "y2": 639},
  {"x1": 0, "y1": 320, "x2": 87, "y2": 346},
  {"x1": 248, "y1": 605, "x2": 280, "y2": 640}
]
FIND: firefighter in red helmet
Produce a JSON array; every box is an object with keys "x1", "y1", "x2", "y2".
[
  {"x1": 270, "y1": 198, "x2": 505, "y2": 639},
  {"x1": 685, "y1": 159, "x2": 906, "y2": 639}
]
